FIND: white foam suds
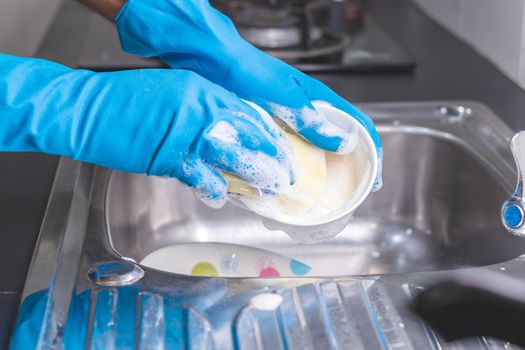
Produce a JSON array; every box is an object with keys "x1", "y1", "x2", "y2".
[
  {"x1": 317, "y1": 121, "x2": 358, "y2": 154},
  {"x1": 235, "y1": 138, "x2": 371, "y2": 226},
  {"x1": 268, "y1": 103, "x2": 298, "y2": 129},
  {"x1": 228, "y1": 148, "x2": 293, "y2": 193},
  {"x1": 189, "y1": 113, "x2": 298, "y2": 208},
  {"x1": 208, "y1": 120, "x2": 239, "y2": 144},
  {"x1": 181, "y1": 159, "x2": 228, "y2": 209},
  {"x1": 195, "y1": 188, "x2": 227, "y2": 209},
  {"x1": 268, "y1": 102, "x2": 357, "y2": 154}
]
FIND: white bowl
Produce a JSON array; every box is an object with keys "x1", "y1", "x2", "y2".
[{"x1": 245, "y1": 101, "x2": 378, "y2": 242}]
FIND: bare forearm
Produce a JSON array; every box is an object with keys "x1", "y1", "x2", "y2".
[{"x1": 77, "y1": 0, "x2": 126, "y2": 21}]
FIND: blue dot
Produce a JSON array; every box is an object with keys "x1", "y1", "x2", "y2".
[
  {"x1": 290, "y1": 259, "x2": 311, "y2": 276},
  {"x1": 504, "y1": 204, "x2": 524, "y2": 228}
]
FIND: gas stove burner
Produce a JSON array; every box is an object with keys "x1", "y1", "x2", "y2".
[
  {"x1": 215, "y1": 0, "x2": 347, "y2": 54},
  {"x1": 228, "y1": 7, "x2": 302, "y2": 28},
  {"x1": 207, "y1": 0, "x2": 415, "y2": 73},
  {"x1": 239, "y1": 26, "x2": 323, "y2": 49},
  {"x1": 267, "y1": 34, "x2": 350, "y2": 60},
  {"x1": 231, "y1": 6, "x2": 321, "y2": 49},
  {"x1": 214, "y1": 0, "x2": 313, "y2": 10}
]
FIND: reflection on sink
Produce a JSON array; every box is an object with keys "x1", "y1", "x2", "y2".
[{"x1": 107, "y1": 130, "x2": 525, "y2": 276}]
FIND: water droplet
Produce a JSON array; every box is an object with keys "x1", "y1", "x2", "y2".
[
  {"x1": 500, "y1": 267, "x2": 506, "y2": 271},
  {"x1": 405, "y1": 228, "x2": 413, "y2": 236},
  {"x1": 371, "y1": 251, "x2": 381, "y2": 258},
  {"x1": 425, "y1": 229, "x2": 431, "y2": 235},
  {"x1": 393, "y1": 120, "x2": 400, "y2": 126}
]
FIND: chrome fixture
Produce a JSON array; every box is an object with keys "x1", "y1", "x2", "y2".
[
  {"x1": 88, "y1": 261, "x2": 144, "y2": 286},
  {"x1": 502, "y1": 131, "x2": 525, "y2": 236}
]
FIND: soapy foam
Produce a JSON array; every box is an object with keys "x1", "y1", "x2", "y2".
[
  {"x1": 316, "y1": 121, "x2": 358, "y2": 154},
  {"x1": 208, "y1": 120, "x2": 292, "y2": 192},
  {"x1": 232, "y1": 106, "x2": 285, "y2": 141},
  {"x1": 208, "y1": 120, "x2": 239, "y2": 144},
  {"x1": 197, "y1": 193, "x2": 227, "y2": 209},
  {"x1": 223, "y1": 148, "x2": 293, "y2": 193},
  {"x1": 268, "y1": 102, "x2": 356, "y2": 153},
  {"x1": 236, "y1": 138, "x2": 371, "y2": 225},
  {"x1": 181, "y1": 159, "x2": 228, "y2": 209},
  {"x1": 191, "y1": 113, "x2": 297, "y2": 209},
  {"x1": 238, "y1": 102, "x2": 299, "y2": 185},
  {"x1": 181, "y1": 116, "x2": 293, "y2": 209}
]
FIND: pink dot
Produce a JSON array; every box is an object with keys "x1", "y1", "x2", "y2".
[{"x1": 259, "y1": 267, "x2": 280, "y2": 277}]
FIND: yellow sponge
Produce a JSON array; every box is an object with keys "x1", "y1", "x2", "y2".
[{"x1": 226, "y1": 129, "x2": 327, "y2": 215}]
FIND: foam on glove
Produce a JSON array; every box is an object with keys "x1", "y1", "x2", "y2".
[
  {"x1": 200, "y1": 119, "x2": 297, "y2": 207},
  {"x1": 268, "y1": 103, "x2": 359, "y2": 154},
  {"x1": 115, "y1": 0, "x2": 383, "y2": 190},
  {"x1": 0, "y1": 53, "x2": 296, "y2": 207}
]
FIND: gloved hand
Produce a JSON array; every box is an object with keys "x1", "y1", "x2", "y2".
[
  {"x1": 0, "y1": 53, "x2": 296, "y2": 206},
  {"x1": 115, "y1": 0, "x2": 383, "y2": 190}
]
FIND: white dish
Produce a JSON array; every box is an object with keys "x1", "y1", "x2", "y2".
[
  {"x1": 244, "y1": 101, "x2": 378, "y2": 242},
  {"x1": 141, "y1": 242, "x2": 313, "y2": 277}
]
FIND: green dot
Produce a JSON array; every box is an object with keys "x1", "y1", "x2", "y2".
[{"x1": 191, "y1": 262, "x2": 219, "y2": 277}]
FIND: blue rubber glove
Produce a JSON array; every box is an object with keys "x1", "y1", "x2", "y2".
[
  {"x1": 9, "y1": 290, "x2": 48, "y2": 350},
  {"x1": 115, "y1": 0, "x2": 383, "y2": 190},
  {"x1": 0, "y1": 53, "x2": 296, "y2": 206}
]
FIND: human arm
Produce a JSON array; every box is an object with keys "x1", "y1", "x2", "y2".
[
  {"x1": 114, "y1": 0, "x2": 383, "y2": 189},
  {"x1": 76, "y1": 0, "x2": 125, "y2": 21},
  {"x1": 0, "y1": 53, "x2": 295, "y2": 206}
]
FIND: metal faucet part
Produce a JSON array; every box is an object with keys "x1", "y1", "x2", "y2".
[{"x1": 502, "y1": 131, "x2": 525, "y2": 236}]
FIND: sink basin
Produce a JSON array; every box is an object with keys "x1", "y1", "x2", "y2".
[
  {"x1": 107, "y1": 129, "x2": 525, "y2": 276},
  {"x1": 14, "y1": 102, "x2": 525, "y2": 350}
]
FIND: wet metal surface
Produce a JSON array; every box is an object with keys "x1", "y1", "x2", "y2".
[{"x1": 11, "y1": 102, "x2": 525, "y2": 349}]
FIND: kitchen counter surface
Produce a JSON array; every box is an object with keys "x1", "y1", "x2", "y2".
[{"x1": 2, "y1": 0, "x2": 525, "y2": 347}]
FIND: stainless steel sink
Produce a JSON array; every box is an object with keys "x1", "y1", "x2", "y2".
[
  {"x1": 12, "y1": 102, "x2": 525, "y2": 349},
  {"x1": 108, "y1": 127, "x2": 524, "y2": 276}
]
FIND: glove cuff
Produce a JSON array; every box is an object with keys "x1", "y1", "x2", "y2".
[
  {"x1": 115, "y1": 0, "x2": 245, "y2": 65},
  {"x1": 115, "y1": 0, "x2": 160, "y2": 58}
]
